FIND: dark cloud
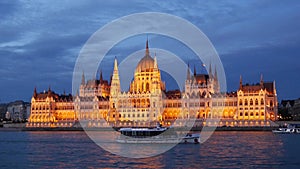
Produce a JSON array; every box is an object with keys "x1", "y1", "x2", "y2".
[{"x1": 0, "y1": 0, "x2": 299, "y2": 102}]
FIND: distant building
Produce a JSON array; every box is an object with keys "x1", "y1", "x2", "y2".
[
  {"x1": 27, "y1": 40, "x2": 278, "y2": 127},
  {"x1": 0, "y1": 103, "x2": 8, "y2": 120},
  {"x1": 280, "y1": 99, "x2": 300, "y2": 120},
  {"x1": 6, "y1": 100, "x2": 30, "y2": 122}
]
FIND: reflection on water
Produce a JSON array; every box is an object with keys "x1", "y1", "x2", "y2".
[
  {"x1": 1, "y1": 131, "x2": 300, "y2": 168},
  {"x1": 88, "y1": 131, "x2": 178, "y2": 158}
]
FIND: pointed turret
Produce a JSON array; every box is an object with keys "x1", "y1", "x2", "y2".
[
  {"x1": 273, "y1": 80, "x2": 277, "y2": 95},
  {"x1": 186, "y1": 63, "x2": 191, "y2": 81},
  {"x1": 260, "y1": 74, "x2": 264, "y2": 87},
  {"x1": 113, "y1": 57, "x2": 118, "y2": 72},
  {"x1": 33, "y1": 87, "x2": 37, "y2": 98},
  {"x1": 239, "y1": 75, "x2": 243, "y2": 89},
  {"x1": 81, "y1": 71, "x2": 85, "y2": 85},
  {"x1": 154, "y1": 53, "x2": 158, "y2": 69},
  {"x1": 214, "y1": 66, "x2": 220, "y2": 93},
  {"x1": 214, "y1": 66, "x2": 218, "y2": 81},
  {"x1": 47, "y1": 86, "x2": 51, "y2": 97},
  {"x1": 110, "y1": 57, "x2": 121, "y2": 96},
  {"x1": 209, "y1": 62, "x2": 212, "y2": 78},
  {"x1": 99, "y1": 69, "x2": 103, "y2": 82}
]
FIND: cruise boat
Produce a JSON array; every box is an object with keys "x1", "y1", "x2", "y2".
[
  {"x1": 116, "y1": 125, "x2": 200, "y2": 144},
  {"x1": 272, "y1": 124, "x2": 300, "y2": 134}
]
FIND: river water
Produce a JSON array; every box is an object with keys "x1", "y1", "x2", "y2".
[{"x1": 0, "y1": 131, "x2": 299, "y2": 168}]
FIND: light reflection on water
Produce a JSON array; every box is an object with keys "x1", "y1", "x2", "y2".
[{"x1": 1, "y1": 131, "x2": 300, "y2": 168}]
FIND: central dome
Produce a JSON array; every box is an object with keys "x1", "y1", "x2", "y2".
[
  {"x1": 136, "y1": 54, "x2": 154, "y2": 72},
  {"x1": 135, "y1": 40, "x2": 155, "y2": 72}
]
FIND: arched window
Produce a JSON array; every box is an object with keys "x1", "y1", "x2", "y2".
[
  {"x1": 255, "y1": 99, "x2": 259, "y2": 105},
  {"x1": 250, "y1": 99, "x2": 253, "y2": 106},
  {"x1": 245, "y1": 99, "x2": 248, "y2": 106},
  {"x1": 270, "y1": 100, "x2": 273, "y2": 107},
  {"x1": 239, "y1": 99, "x2": 243, "y2": 106},
  {"x1": 146, "y1": 83, "x2": 149, "y2": 92},
  {"x1": 202, "y1": 91, "x2": 206, "y2": 98},
  {"x1": 141, "y1": 83, "x2": 144, "y2": 92},
  {"x1": 261, "y1": 98, "x2": 264, "y2": 105}
]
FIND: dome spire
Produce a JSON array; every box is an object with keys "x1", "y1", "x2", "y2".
[{"x1": 145, "y1": 37, "x2": 150, "y2": 56}]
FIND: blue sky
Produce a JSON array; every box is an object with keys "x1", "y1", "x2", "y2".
[{"x1": 0, "y1": 0, "x2": 299, "y2": 102}]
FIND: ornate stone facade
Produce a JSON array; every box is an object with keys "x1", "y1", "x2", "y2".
[{"x1": 27, "y1": 40, "x2": 278, "y2": 127}]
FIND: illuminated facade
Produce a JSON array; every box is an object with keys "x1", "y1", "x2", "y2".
[
  {"x1": 27, "y1": 88, "x2": 75, "y2": 127},
  {"x1": 27, "y1": 40, "x2": 278, "y2": 127}
]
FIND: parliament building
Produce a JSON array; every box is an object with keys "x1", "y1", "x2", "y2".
[{"x1": 27, "y1": 40, "x2": 278, "y2": 128}]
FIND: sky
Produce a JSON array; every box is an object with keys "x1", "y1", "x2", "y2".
[{"x1": 0, "y1": 0, "x2": 300, "y2": 103}]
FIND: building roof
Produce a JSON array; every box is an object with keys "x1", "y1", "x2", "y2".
[
  {"x1": 34, "y1": 89, "x2": 73, "y2": 102},
  {"x1": 241, "y1": 82, "x2": 274, "y2": 94},
  {"x1": 281, "y1": 100, "x2": 295, "y2": 107},
  {"x1": 165, "y1": 90, "x2": 181, "y2": 99},
  {"x1": 194, "y1": 74, "x2": 209, "y2": 84},
  {"x1": 135, "y1": 54, "x2": 154, "y2": 72}
]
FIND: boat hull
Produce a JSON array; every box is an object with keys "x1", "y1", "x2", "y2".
[{"x1": 116, "y1": 134, "x2": 200, "y2": 144}]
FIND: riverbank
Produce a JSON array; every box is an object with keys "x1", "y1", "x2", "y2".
[
  {"x1": 2, "y1": 121, "x2": 298, "y2": 132},
  {"x1": 0, "y1": 125, "x2": 278, "y2": 132}
]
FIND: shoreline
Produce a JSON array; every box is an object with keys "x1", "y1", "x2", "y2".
[{"x1": 0, "y1": 126, "x2": 278, "y2": 132}]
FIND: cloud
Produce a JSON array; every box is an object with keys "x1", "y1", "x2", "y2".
[{"x1": 0, "y1": 0, "x2": 300, "y2": 102}]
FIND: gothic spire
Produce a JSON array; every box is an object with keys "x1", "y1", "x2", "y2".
[
  {"x1": 113, "y1": 56, "x2": 118, "y2": 72},
  {"x1": 260, "y1": 74, "x2": 264, "y2": 86},
  {"x1": 33, "y1": 87, "x2": 37, "y2": 98},
  {"x1": 209, "y1": 62, "x2": 212, "y2": 77},
  {"x1": 81, "y1": 71, "x2": 85, "y2": 85},
  {"x1": 214, "y1": 66, "x2": 218, "y2": 81},
  {"x1": 99, "y1": 69, "x2": 103, "y2": 82},
  {"x1": 145, "y1": 38, "x2": 150, "y2": 56},
  {"x1": 239, "y1": 75, "x2": 243, "y2": 89},
  {"x1": 154, "y1": 53, "x2": 158, "y2": 69},
  {"x1": 47, "y1": 85, "x2": 51, "y2": 97},
  {"x1": 110, "y1": 57, "x2": 120, "y2": 96},
  {"x1": 187, "y1": 63, "x2": 191, "y2": 81}
]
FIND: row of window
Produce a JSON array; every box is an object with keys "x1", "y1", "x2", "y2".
[
  {"x1": 121, "y1": 113, "x2": 151, "y2": 118},
  {"x1": 119, "y1": 108, "x2": 150, "y2": 112},
  {"x1": 239, "y1": 98, "x2": 265, "y2": 106},
  {"x1": 239, "y1": 112, "x2": 264, "y2": 116},
  {"x1": 240, "y1": 107, "x2": 265, "y2": 110}
]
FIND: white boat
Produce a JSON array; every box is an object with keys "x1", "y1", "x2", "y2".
[
  {"x1": 272, "y1": 124, "x2": 300, "y2": 134},
  {"x1": 182, "y1": 133, "x2": 200, "y2": 143},
  {"x1": 116, "y1": 125, "x2": 200, "y2": 144}
]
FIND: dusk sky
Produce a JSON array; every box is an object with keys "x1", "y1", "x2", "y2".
[{"x1": 0, "y1": 0, "x2": 300, "y2": 103}]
